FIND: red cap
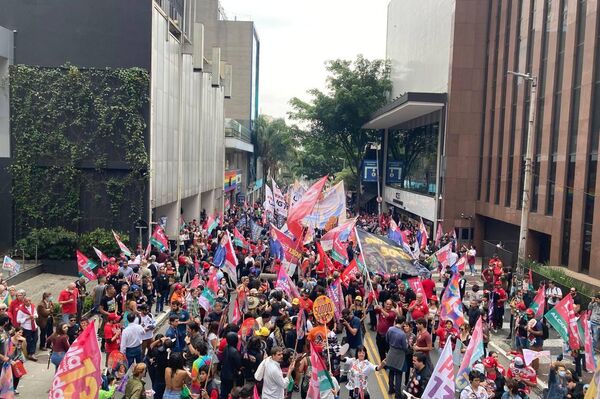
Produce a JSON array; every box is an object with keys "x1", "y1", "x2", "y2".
[
  {"x1": 108, "y1": 313, "x2": 121, "y2": 322},
  {"x1": 482, "y1": 357, "x2": 497, "y2": 368},
  {"x1": 516, "y1": 303, "x2": 526, "y2": 311},
  {"x1": 495, "y1": 281, "x2": 502, "y2": 286},
  {"x1": 175, "y1": 284, "x2": 183, "y2": 290},
  {"x1": 525, "y1": 308, "x2": 534, "y2": 316},
  {"x1": 430, "y1": 295, "x2": 438, "y2": 302}
]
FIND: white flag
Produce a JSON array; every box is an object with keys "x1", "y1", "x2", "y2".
[
  {"x1": 422, "y1": 337, "x2": 455, "y2": 399},
  {"x1": 523, "y1": 349, "x2": 551, "y2": 366},
  {"x1": 272, "y1": 179, "x2": 288, "y2": 217}
]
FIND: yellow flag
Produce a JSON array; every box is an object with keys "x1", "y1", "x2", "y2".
[{"x1": 585, "y1": 363, "x2": 600, "y2": 399}]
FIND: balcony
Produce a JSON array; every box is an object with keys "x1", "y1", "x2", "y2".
[{"x1": 225, "y1": 119, "x2": 253, "y2": 153}]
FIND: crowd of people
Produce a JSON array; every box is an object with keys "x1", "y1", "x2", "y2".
[{"x1": 0, "y1": 199, "x2": 597, "y2": 399}]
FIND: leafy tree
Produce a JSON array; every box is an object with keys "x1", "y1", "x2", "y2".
[
  {"x1": 388, "y1": 125, "x2": 438, "y2": 189},
  {"x1": 289, "y1": 55, "x2": 392, "y2": 199}
]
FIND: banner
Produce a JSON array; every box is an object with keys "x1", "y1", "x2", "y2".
[
  {"x1": 355, "y1": 228, "x2": 425, "y2": 277},
  {"x1": 456, "y1": 317, "x2": 485, "y2": 389},
  {"x1": 421, "y1": 337, "x2": 455, "y2": 399},
  {"x1": 213, "y1": 232, "x2": 237, "y2": 285},
  {"x1": 270, "y1": 224, "x2": 303, "y2": 275},
  {"x1": 287, "y1": 175, "x2": 328, "y2": 239},
  {"x1": 304, "y1": 181, "x2": 347, "y2": 231},
  {"x1": 264, "y1": 185, "x2": 275, "y2": 217},
  {"x1": 272, "y1": 179, "x2": 289, "y2": 217},
  {"x1": 76, "y1": 250, "x2": 98, "y2": 281},
  {"x1": 150, "y1": 225, "x2": 169, "y2": 252},
  {"x1": 49, "y1": 321, "x2": 102, "y2": 398},
  {"x1": 544, "y1": 294, "x2": 579, "y2": 351},
  {"x1": 288, "y1": 180, "x2": 307, "y2": 209}
]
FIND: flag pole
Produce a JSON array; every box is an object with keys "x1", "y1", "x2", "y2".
[{"x1": 354, "y1": 227, "x2": 378, "y2": 306}]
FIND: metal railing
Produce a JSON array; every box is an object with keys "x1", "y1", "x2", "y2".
[{"x1": 225, "y1": 118, "x2": 252, "y2": 143}]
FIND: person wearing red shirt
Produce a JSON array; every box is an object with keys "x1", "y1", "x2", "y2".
[
  {"x1": 7, "y1": 290, "x2": 25, "y2": 327},
  {"x1": 491, "y1": 281, "x2": 508, "y2": 331},
  {"x1": 103, "y1": 313, "x2": 121, "y2": 365},
  {"x1": 106, "y1": 258, "x2": 119, "y2": 276},
  {"x1": 482, "y1": 265, "x2": 494, "y2": 291},
  {"x1": 298, "y1": 289, "x2": 313, "y2": 313},
  {"x1": 436, "y1": 320, "x2": 459, "y2": 350},
  {"x1": 506, "y1": 356, "x2": 537, "y2": 396},
  {"x1": 375, "y1": 299, "x2": 398, "y2": 360},
  {"x1": 422, "y1": 277, "x2": 436, "y2": 299},
  {"x1": 58, "y1": 283, "x2": 78, "y2": 324},
  {"x1": 408, "y1": 293, "x2": 429, "y2": 321}
]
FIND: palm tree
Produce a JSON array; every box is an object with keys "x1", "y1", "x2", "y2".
[{"x1": 254, "y1": 115, "x2": 294, "y2": 180}]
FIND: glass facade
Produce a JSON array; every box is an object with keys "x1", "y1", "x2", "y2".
[{"x1": 386, "y1": 121, "x2": 439, "y2": 197}]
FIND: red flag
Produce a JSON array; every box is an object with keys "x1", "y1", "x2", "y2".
[
  {"x1": 49, "y1": 321, "x2": 102, "y2": 398},
  {"x1": 275, "y1": 262, "x2": 300, "y2": 299},
  {"x1": 287, "y1": 175, "x2": 328, "y2": 238},
  {"x1": 407, "y1": 277, "x2": 425, "y2": 297},
  {"x1": 340, "y1": 259, "x2": 359, "y2": 287},
  {"x1": 112, "y1": 230, "x2": 132, "y2": 257},
  {"x1": 316, "y1": 241, "x2": 334, "y2": 276},
  {"x1": 150, "y1": 225, "x2": 169, "y2": 252},
  {"x1": 435, "y1": 222, "x2": 443, "y2": 247},
  {"x1": 435, "y1": 242, "x2": 452, "y2": 267},
  {"x1": 207, "y1": 267, "x2": 219, "y2": 293},
  {"x1": 76, "y1": 250, "x2": 98, "y2": 281},
  {"x1": 270, "y1": 224, "x2": 303, "y2": 273},
  {"x1": 529, "y1": 285, "x2": 545, "y2": 320}
]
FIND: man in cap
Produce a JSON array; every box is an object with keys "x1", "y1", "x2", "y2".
[
  {"x1": 482, "y1": 356, "x2": 506, "y2": 398},
  {"x1": 491, "y1": 280, "x2": 507, "y2": 332},
  {"x1": 506, "y1": 355, "x2": 537, "y2": 396},
  {"x1": 525, "y1": 308, "x2": 544, "y2": 371}
]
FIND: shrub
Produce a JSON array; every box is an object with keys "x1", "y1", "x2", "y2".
[
  {"x1": 16, "y1": 227, "x2": 78, "y2": 260},
  {"x1": 83, "y1": 296, "x2": 94, "y2": 315},
  {"x1": 78, "y1": 228, "x2": 130, "y2": 259},
  {"x1": 526, "y1": 259, "x2": 595, "y2": 297}
]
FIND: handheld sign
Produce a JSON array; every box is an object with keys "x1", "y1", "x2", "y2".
[{"x1": 313, "y1": 295, "x2": 335, "y2": 324}]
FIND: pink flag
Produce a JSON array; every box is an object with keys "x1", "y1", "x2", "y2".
[
  {"x1": 296, "y1": 309, "x2": 307, "y2": 340},
  {"x1": 232, "y1": 297, "x2": 242, "y2": 325},
  {"x1": 326, "y1": 278, "x2": 345, "y2": 320},
  {"x1": 435, "y1": 243, "x2": 452, "y2": 267},
  {"x1": 580, "y1": 312, "x2": 597, "y2": 371},
  {"x1": 434, "y1": 222, "x2": 443, "y2": 247},
  {"x1": 253, "y1": 385, "x2": 260, "y2": 399}
]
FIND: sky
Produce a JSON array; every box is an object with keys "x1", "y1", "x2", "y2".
[{"x1": 219, "y1": 0, "x2": 389, "y2": 119}]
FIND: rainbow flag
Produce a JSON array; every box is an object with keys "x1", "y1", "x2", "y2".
[{"x1": 439, "y1": 273, "x2": 464, "y2": 326}]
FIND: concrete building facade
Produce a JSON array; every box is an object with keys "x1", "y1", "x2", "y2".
[
  {"x1": 368, "y1": 0, "x2": 600, "y2": 279},
  {"x1": 195, "y1": 0, "x2": 260, "y2": 207},
  {"x1": 0, "y1": 0, "x2": 232, "y2": 245}
]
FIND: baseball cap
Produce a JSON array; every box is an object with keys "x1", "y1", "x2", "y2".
[
  {"x1": 525, "y1": 308, "x2": 534, "y2": 316},
  {"x1": 514, "y1": 357, "x2": 524, "y2": 367},
  {"x1": 355, "y1": 296, "x2": 363, "y2": 302},
  {"x1": 482, "y1": 357, "x2": 497, "y2": 368},
  {"x1": 292, "y1": 298, "x2": 300, "y2": 305}
]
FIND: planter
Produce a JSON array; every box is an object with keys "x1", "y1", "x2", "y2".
[{"x1": 42, "y1": 259, "x2": 78, "y2": 277}]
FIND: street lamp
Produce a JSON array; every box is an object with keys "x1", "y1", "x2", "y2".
[
  {"x1": 507, "y1": 70, "x2": 537, "y2": 286},
  {"x1": 368, "y1": 141, "x2": 382, "y2": 222}
]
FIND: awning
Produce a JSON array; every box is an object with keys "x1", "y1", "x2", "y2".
[{"x1": 362, "y1": 92, "x2": 447, "y2": 130}]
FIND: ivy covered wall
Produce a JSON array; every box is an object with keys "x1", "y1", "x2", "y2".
[{"x1": 9, "y1": 64, "x2": 150, "y2": 239}]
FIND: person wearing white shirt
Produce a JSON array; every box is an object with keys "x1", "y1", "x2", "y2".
[
  {"x1": 16, "y1": 296, "x2": 39, "y2": 361},
  {"x1": 545, "y1": 281, "x2": 563, "y2": 309},
  {"x1": 460, "y1": 370, "x2": 489, "y2": 399},
  {"x1": 254, "y1": 347, "x2": 295, "y2": 399},
  {"x1": 138, "y1": 305, "x2": 155, "y2": 352},
  {"x1": 120, "y1": 313, "x2": 145, "y2": 366}
]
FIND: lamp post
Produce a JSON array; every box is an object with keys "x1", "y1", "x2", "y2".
[
  {"x1": 507, "y1": 70, "x2": 537, "y2": 286},
  {"x1": 369, "y1": 142, "x2": 382, "y2": 222}
]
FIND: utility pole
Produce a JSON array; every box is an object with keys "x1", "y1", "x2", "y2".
[{"x1": 508, "y1": 71, "x2": 537, "y2": 287}]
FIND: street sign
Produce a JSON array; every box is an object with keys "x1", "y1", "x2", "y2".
[
  {"x1": 313, "y1": 295, "x2": 335, "y2": 324},
  {"x1": 134, "y1": 219, "x2": 148, "y2": 230}
]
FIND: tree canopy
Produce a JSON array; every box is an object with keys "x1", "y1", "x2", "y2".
[{"x1": 288, "y1": 55, "x2": 392, "y2": 193}]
